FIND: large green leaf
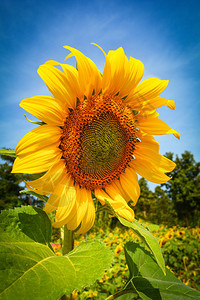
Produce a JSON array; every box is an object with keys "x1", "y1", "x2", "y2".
[
  {"x1": 124, "y1": 242, "x2": 200, "y2": 300},
  {"x1": 0, "y1": 240, "x2": 112, "y2": 300},
  {"x1": 118, "y1": 217, "x2": 165, "y2": 275},
  {"x1": 0, "y1": 206, "x2": 113, "y2": 299},
  {"x1": 0, "y1": 206, "x2": 51, "y2": 245}
]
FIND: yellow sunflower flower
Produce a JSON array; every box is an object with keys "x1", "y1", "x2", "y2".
[{"x1": 12, "y1": 45, "x2": 180, "y2": 234}]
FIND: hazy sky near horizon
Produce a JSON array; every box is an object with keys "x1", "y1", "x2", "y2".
[{"x1": 0, "y1": 0, "x2": 200, "y2": 169}]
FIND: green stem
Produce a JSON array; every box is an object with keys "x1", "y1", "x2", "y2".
[
  {"x1": 60, "y1": 225, "x2": 74, "y2": 300},
  {"x1": 105, "y1": 289, "x2": 137, "y2": 300},
  {"x1": 62, "y1": 224, "x2": 74, "y2": 255}
]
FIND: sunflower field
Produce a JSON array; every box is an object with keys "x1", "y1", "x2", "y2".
[{"x1": 51, "y1": 220, "x2": 200, "y2": 299}]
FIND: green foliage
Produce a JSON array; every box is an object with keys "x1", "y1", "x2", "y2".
[
  {"x1": 94, "y1": 197, "x2": 165, "y2": 274},
  {"x1": 135, "y1": 178, "x2": 177, "y2": 227},
  {"x1": 134, "y1": 178, "x2": 156, "y2": 220},
  {"x1": 124, "y1": 242, "x2": 200, "y2": 299},
  {"x1": 157, "y1": 226, "x2": 200, "y2": 291},
  {"x1": 153, "y1": 186, "x2": 177, "y2": 225},
  {"x1": 70, "y1": 224, "x2": 200, "y2": 298},
  {"x1": 0, "y1": 206, "x2": 113, "y2": 300},
  {"x1": 0, "y1": 240, "x2": 113, "y2": 300},
  {"x1": 0, "y1": 161, "x2": 30, "y2": 210},
  {"x1": 118, "y1": 216, "x2": 165, "y2": 275},
  {"x1": 0, "y1": 206, "x2": 51, "y2": 245},
  {"x1": 163, "y1": 151, "x2": 200, "y2": 226},
  {"x1": 1, "y1": 204, "x2": 198, "y2": 300}
]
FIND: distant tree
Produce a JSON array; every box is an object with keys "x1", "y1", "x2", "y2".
[
  {"x1": 162, "y1": 151, "x2": 200, "y2": 226},
  {"x1": 0, "y1": 161, "x2": 29, "y2": 210},
  {"x1": 0, "y1": 153, "x2": 44, "y2": 210},
  {"x1": 154, "y1": 186, "x2": 177, "y2": 226},
  {"x1": 135, "y1": 178, "x2": 157, "y2": 222},
  {"x1": 135, "y1": 178, "x2": 178, "y2": 226}
]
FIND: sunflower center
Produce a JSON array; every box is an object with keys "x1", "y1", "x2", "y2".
[
  {"x1": 80, "y1": 113, "x2": 126, "y2": 177},
  {"x1": 60, "y1": 95, "x2": 136, "y2": 189}
]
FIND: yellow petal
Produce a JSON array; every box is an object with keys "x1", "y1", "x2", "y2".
[
  {"x1": 61, "y1": 64, "x2": 82, "y2": 100},
  {"x1": 127, "y1": 56, "x2": 144, "y2": 89},
  {"x1": 44, "y1": 195, "x2": 60, "y2": 214},
  {"x1": 76, "y1": 196, "x2": 95, "y2": 234},
  {"x1": 137, "y1": 109, "x2": 159, "y2": 119},
  {"x1": 127, "y1": 78, "x2": 168, "y2": 108},
  {"x1": 37, "y1": 64, "x2": 76, "y2": 109},
  {"x1": 102, "y1": 47, "x2": 128, "y2": 96},
  {"x1": 55, "y1": 178, "x2": 77, "y2": 221},
  {"x1": 45, "y1": 174, "x2": 76, "y2": 216},
  {"x1": 101, "y1": 47, "x2": 144, "y2": 98},
  {"x1": 114, "y1": 180, "x2": 130, "y2": 203},
  {"x1": 52, "y1": 185, "x2": 94, "y2": 231},
  {"x1": 71, "y1": 188, "x2": 95, "y2": 234},
  {"x1": 105, "y1": 184, "x2": 135, "y2": 222},
  {"x1": 137, "y1": 132, "x2": 160, "y2": 152},
  {"x1": 138, "y1": 117, "x2": 180, "y2": 139},
  {"x1": 120, "y1": 167, "x2": 140, "y2": 206},
  {"x1": 52, "y1": 196, "x2": 77, "y2": 226},
  {"x1": 142, "y1": 96, "x2": 175, "y2": 111},
  {"x1": 134, "y1": 144, "x2": 176, "y2": 173},
  {"x1": 95, "y1": 186, "x2": 134, "y2": 222},
  {"x1": 43, "y1": 173, "x2": 70, "y2": 213},
  {"x1": 166, "y1": 99, "x2": 176, "y2": 110},
  {"x1": 45, "y1": 60, "x2": 82, "y2": 101},
  {"x1": 121, "y1": 56, "x2": 144, "y2": 99},
  {"x1": 91, "y1": 43, "x2": 106, "y2": 56},
  {"x1": 130, "y1": 158, "x2": 171, "y2": 184},
  {"x1": 64, "y1": 46, "x2": 102, "y2": 99},
  {"x1": 26, "y1": 159, "x2": 66, "y2": 195},
  {"x1": 67, "y1": 187, "x2": 90, "y2": 231},
  {"x1": 20, "y1": 95, "x2": 67, "y2": 126},
  {"x1": 12, "y1": 146, "x2": 61, "y2": 174},
  {"x1": 15, "y1": 124, "x2": 62, "y2": 155}
]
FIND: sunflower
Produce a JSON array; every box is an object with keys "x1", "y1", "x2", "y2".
[{"x1": 12, "y1": 45, "x2": 180, "y2": 234}]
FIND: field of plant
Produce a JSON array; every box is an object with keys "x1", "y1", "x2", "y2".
[
  {"x1": 1, "y1": 149, "x2": 199, "y2": 299},
  {"x1": 52, "y1": 221, "x2": 200, "y2": 299}
]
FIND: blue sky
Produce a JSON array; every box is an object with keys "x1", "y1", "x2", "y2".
[{"x1": 0, "y1": 0, "x2": 200, "y2": 170}]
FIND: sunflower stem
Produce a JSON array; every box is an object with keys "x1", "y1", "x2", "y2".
[
  {"x1": 61, "y1": 225, "x2": 74, "y2": 300},
  {"x1": 105, "y1": 289, "x2": 137, "y2": 300},
  {"x1": 62, "y1": 225, "x2": 74, "y2": 255}
]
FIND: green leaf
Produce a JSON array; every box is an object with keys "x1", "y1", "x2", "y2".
[
  {"x1": 20, "y1": 189, "x2": 48, "y2": 202},
  {"x1": 0, "y1": 206, "x2": 113, "y2": 299},
  {"x1": 99, "y1": 198, "x2": 165, "y2": 275},
  {"x1": 0, "y1": 149, "x2": 16, "y2": 157},
  {"x1": 0, "y1": 240, "x2": 113, "y2": 300},
  {"x1": 118, "y1": 217, "x2": 165, "y2": 275},
  {"x1": 0, "y1": 206, "x2": 51, "y2": 245},
  {"x1": 124, "y1": 242, "x2": 200, "y2": 300}
]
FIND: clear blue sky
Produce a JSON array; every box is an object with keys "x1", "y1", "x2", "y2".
[{"x1": 0, "y1": 0, "x2": 200, "y2": 168}]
